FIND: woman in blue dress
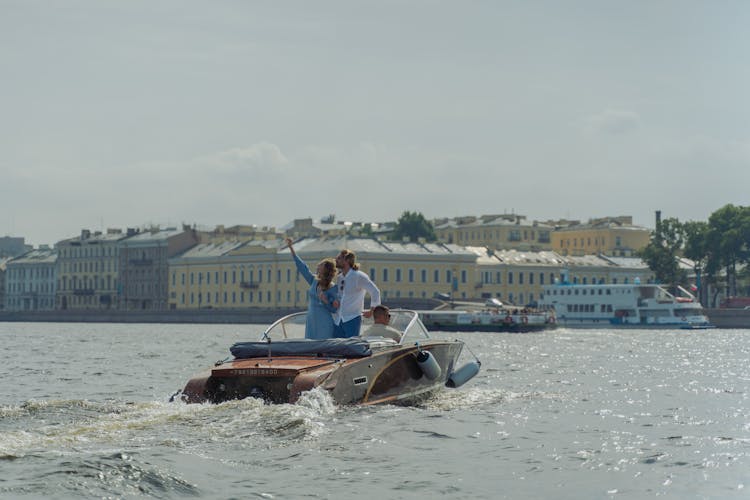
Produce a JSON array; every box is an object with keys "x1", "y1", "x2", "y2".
[{"x1": 285, "y1": 238, "x2": 339, "y2": 339}]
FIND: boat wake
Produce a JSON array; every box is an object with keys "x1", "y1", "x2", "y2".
[{"x1": 0, "y1": 390, "x2": 339, "y2": 460}]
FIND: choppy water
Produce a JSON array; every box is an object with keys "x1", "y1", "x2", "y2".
[{"x1": 1, "y1": 323, "x2": 749, "y2": 499}]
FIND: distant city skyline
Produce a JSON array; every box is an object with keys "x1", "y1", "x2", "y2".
[{"x1": 3, "y1": 1, "x2": 749, "y2": 247}]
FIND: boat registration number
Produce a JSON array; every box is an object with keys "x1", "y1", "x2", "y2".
[{"x1": 229, "y1": 369, "x2": 280, "y2": 376}]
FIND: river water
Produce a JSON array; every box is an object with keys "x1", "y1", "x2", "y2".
[{"x1": 1, "y1": 322, "x2": 749, "y2": 499}]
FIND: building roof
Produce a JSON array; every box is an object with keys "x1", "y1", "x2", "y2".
[
  {"x1": 288, "y1": 237, "x2": 476, "y2": 259},
  {"x1": 434, "y1": 214, "x2": 553, "y2": 230},
  {"x1": 7, "y1": 248, "x2": 57, "y2": 265},
  {"x1": 121, "y1": 227, "x2": 187, "y2": 245}
]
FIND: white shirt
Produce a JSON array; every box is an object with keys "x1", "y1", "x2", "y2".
[{"x1": 335, "y1": 268, "x2": 381, "y2": 324}]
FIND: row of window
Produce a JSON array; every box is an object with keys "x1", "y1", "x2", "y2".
[
  {"x1": 565, "y1": 304, "x2": 615, "y2": 313},
  {"x1": 5, "y1": 282, "x2": 55, "y2": 293},
  {"x1": 58, "y1": 245, "x2": 118, "y2": 258},
  {"x1": 558, "y1": 236, "x2": 623, "y2": 248},
  {"x1": 441, "y1": 229, "x2": 551, "y2": 242},
  {"x1": 482, "y1": 271, "x2": 555, "y2": 286},
  {"x1": 60, "y1": 261, "x2": 117, "y2": 273},
  {"x1": 3, "y1": 297, "x2": 55, "y2": 310},
  {"x1": 547, "y1": 288, "x2": 633, "y2": 296},
  {"x1": 172, "y1": 267, "x2": 472, "y2": 288}
]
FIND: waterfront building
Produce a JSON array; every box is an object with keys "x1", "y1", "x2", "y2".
[
  {"x1": 168, "y1": 239, "x2": 281, "y2": 310},
  {"x1": 56, "y1": 229, "x2": 129, "y2": 310},
  {"x1": 0, "y1": 258, "x2": 10, "y2": 310},
  {"x1": 434, "y1": 214, "x2": 554, "y2": 252},
  {"x1": 169, "y1": 236, "x2": 478, "y2": 310},
  {"x1": 198, "y1": 224, "x2": 280, "y2": 243},
  {"x1": 550, "y1": 216, "x2": 650, "y2": 257},
  {"x1": 562, "y1": 254, "x2": 653, "y2": 285},
  {"x1": 280, "y1": 238, "x2": 478, "y2": 304},
  {"x1": 4, "y1": 247, "x2": 57, "y2": 311},
  {"x1": 473, "y1": 248, "x2": 566, "y2": 306},
  {"x1": 282, "y1": 217, "x2": 391, "y2": 239},
  {"x1": 474, "y1": 248, "x2": 655, "y2": 307},
  {"x1": 119, "y1": 227, "x2": 199, "y2": 311},
  {"x1": 0, "y1": 236, "x2": 31, "y2": 258}
]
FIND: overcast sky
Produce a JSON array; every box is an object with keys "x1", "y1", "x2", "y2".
[{"x1": 2, "y1": 1, "x2": 749, "y2": 246}]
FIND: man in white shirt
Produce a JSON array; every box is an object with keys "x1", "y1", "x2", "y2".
[{"x1": 333, "y1": 248, "x2": 381, "y2": 338}]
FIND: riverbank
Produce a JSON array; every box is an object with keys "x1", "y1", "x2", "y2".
[
  {"x1": 0, "y1": 308, "x2": 292, "y2": 324},
  {"x1": 0, "y1": 298, "x2": 443, "y2": 325},
  {"x1": 1, "y1": 304, "x2": 747, "y2": 327},
  {"x1": 704, "y1": 308, "x2": 750, "y2": 328}
]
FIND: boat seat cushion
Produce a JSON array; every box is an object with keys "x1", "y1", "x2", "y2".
[{"x1": 230, "y1": 338, "x2": 373, "y2": 359}]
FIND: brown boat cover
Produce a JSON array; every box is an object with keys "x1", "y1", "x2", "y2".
[{"x1": 230, "y1": 338, "x2": 373, "y2": 359}]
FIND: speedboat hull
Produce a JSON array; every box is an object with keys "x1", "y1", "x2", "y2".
[{"x1": 181, "y1": 340, "x2": 464, "y2": 405}]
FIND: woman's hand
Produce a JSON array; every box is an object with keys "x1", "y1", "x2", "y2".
[{"x1": 285, "y1": 237, "x2": 295, "y2": 255}]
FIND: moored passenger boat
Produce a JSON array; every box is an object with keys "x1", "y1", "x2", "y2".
[
  {"x1": 419, "y1": 309, "x2": 556, "y2": 333},
  {"x1": 540, "y1": 279, "x2": 713, "y2": 329},
  {"x1": 175, "y1": 309, "x2": 481, "y2": 406}
]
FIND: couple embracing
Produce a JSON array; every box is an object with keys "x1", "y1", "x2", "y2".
[{"x1": 285, "y1": 238, "x2": 381, "y2": 340}]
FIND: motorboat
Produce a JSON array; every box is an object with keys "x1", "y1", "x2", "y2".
[
  {"x1": 176, "y1": 309, "x2": 481, "y2": 405},
  {"x1": 419, "y1": 309, "x2": 556, "y2": 333}
]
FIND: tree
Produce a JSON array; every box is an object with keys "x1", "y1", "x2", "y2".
[
  {"x1": 682, "y1": 220, "x2": 711, "y2": 304},
  {"x1": 705, "y1": 204, "x2": 750, "y2": 297},
  {"x1": 391, "y1": 211, "x2": 437, "y2": 243},
  {"x1": 638, "y1": 217, "x2": 686, "y2": 287}
]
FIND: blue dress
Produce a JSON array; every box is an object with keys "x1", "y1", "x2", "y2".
[{"x1": 292, "y1": 253, "x2": 339, "y2": 339}]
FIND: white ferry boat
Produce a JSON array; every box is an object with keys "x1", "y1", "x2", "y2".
[{"x1": 540, "y1": 277, "x2": 713, "y2": 329}]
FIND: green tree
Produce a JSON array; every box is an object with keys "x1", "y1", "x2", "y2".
[
  {"x1": 682, "y1": 220, "x2": 711, "y2": 304},
  {"x1": 638, "y1": 217, "x2": 686, "y2": 287},
  {"x1": 391, "y1": 211, "x2": 437, "y2": 243},
  {"x1": 705, "y1": 204, "x2": 750, "y2": 297}
]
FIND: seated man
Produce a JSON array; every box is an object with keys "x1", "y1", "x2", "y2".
[{"x1": 361, "y1": 305, "x2": 402, "y2": 342}]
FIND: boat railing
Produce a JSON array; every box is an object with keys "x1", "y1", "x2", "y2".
[
  {"x1": 261, "y1": 311, "x2": 308, "y2": 340},
  {"x1": 260, "y1": 309, "x2": 431, "y2": 343}
]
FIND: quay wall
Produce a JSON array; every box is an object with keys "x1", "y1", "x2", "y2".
[
  {"x1": 705, "y1": 308, "x2": 750, "y2": 329},
  {"x1": 0, "y1": 298, "x2": 442, "y2": 325},
  {"x1": 0, "y1": 309, "x2": 292, "y2": 325}
]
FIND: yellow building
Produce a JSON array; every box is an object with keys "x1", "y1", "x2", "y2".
[
  {"x1": 168, "y1": 236, "x2": 655, "y2": 311},
  {"x1": 168, "y1": 237, "x2": 479, "y2": 310},
  {"x1": 56, "y1": 229, "x2": 127, "y2": 310},
  {"x1": 550, "y1": 216, "x2": 650, "y2": 257},
  {"x1": 168, "y1": 240, "x2": 285, "y2": 310},
  {"x1": 434, "y1": 214, "x2": 554, "y2": 252},
  {"x1": 474, "y1": 248, "x2": 654, "y2": 306}
]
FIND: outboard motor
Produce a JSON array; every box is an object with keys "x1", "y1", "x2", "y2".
[
  {"x1": 446, "y1": 360, "x2": 481, "y2": 388},
  {"x1": 415, "y1": 345, "x2": 441, "y2": 380}
]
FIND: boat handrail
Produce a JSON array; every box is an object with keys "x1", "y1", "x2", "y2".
[
  {"x1": 261, "y1": 311, "x2": 308, "y2": 340},
  {"x1": 260, "y1": 309, "x2": 430, "y2": 343}
]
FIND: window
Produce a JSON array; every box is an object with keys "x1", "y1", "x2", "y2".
[
  {"x1": 382, "y1": 269, "x2": 389, "y2": 282},
  {"x1": 421, "y1": 269, "x2": 427, "y2": 283},
  {"x1": 508, "y1": 272, "x2": 513, "y2": 284}
]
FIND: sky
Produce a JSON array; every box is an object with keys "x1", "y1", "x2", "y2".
[{"x1": 2, "y1": 1, "x2": 749, "y2": 246}]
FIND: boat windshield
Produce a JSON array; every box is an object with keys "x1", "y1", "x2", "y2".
[{"x1": 261, "y1": 309, "x2": 430, "y2": 343}]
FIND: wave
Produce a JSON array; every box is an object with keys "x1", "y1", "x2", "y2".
[{"x1": 0, "y1": 390, "x2": 339, "y2": 460}]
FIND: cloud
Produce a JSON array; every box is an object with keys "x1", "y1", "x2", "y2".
[
  {"x1": 583, "y1": 109, "x2": 641, "y2": 135},
  {"x1": 197, "y1": 143, "x2": 289, "y2": 178}
]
